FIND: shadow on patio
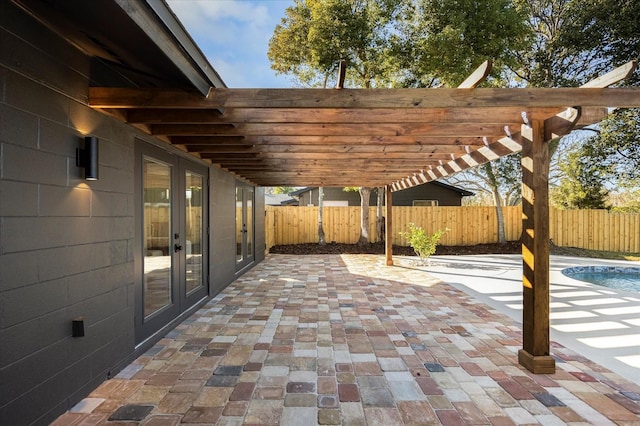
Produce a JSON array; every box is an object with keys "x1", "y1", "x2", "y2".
[{"x1": 54, "y1": 254, "x2": 640, "y2": 425}]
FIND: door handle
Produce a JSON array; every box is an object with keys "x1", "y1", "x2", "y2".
[{"x1": 174, "y1": 243, "x2": 183, "y2": 252}]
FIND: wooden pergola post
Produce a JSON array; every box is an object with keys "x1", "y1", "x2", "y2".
[
  {"x1": 385, "y1": 185, "x2": 393, "y2": 266},
  {"x1": 518, "y1": 119, "x2": 555, "y2": 374}
]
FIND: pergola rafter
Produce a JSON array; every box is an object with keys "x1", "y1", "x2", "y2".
[{"x1": 88, "y1": 60, "x2": 640, "y2": 374}]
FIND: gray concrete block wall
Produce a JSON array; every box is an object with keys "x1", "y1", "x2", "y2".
[
  {"x1": 254, "y1": 186, "x2": 266, "y2": 262},
  {"x1": 0, "y1": 82, "x2": 137, "y2": 425},
  {"x1": 0, "y1": 2, "x2": 264, "y2": 424},
  {"x1": 210, "y1": 166, "x2": 240, "y2": 293},
  {"x1": 0, "y1": 5, "x2": 135, "y2": 423}
]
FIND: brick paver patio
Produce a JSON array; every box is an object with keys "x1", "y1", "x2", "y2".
[{"x1": 53, "y1": 254, "x2": 640, "y2": 425}]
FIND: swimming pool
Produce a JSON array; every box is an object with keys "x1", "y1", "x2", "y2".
[{"x1": 562, "y1": 266, "x2": 640, "y2": 293}]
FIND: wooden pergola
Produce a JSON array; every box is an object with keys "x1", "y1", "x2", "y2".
[{"x1": 89, "y1": 61, "x2": 639, "y2": 374}]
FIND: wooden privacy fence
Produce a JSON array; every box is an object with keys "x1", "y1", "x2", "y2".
[
  {"x1": 265, "y1": 206, "x2": 640, "y2": 253},
  {"x1": 550, "y1": 208, "x2": 640, "y2": 253}
]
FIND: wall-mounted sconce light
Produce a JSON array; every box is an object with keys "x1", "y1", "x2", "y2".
[{"x1": 76, "y1": 136, "x2": 99, "y2": 180}]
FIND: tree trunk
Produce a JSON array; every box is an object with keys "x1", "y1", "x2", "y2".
[
  {"x1": 357, "y1": 187, "x2": 371, "y2": 245},
  {"x1": 493, "y1": 191, "x2": 506, "y2": 244},
  {"x1": 376, "y1": 187, "x2": 384, "y2": 242},
  {"x1": 318, "y1": 187, "x2": 326, "y2": 245}
]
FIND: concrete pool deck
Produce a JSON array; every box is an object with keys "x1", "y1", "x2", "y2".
[{"x1": 401, "y1": 254, "x2": 640, "y2": 384}]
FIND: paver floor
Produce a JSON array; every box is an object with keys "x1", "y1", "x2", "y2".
[{"x1": 54, "y1": 254, "x2": 640, "y2": 425}]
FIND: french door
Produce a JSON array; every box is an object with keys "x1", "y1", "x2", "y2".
[
  {"x1": 135, "y1": 142, "x2": 208, "y2": 344},
  {"x1": 236, "y1": 185, "x2": 254, "y2": 271}
]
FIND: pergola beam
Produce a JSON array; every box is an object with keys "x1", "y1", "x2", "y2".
[
  {"x1": 128, "y1": 106, "x2": 561, "y2": 124},
  {"x1": 191, "y1": 144, "x2": 473, "y2": 155},
  {"x1": 171, "y1": 135, "x2": 488, "y2": 146},
  {"x1": 150, "y1": 122, "x2": 515, "y2": 137},
  {"x1": 89, "y1": 87, "x2": 640, "y2": 109}
]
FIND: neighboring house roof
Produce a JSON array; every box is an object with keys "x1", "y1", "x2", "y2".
[
  {"x1": 290, "y1": 182, "x2": 474, "y2": 197},
  {"x1": 289, "y1": 187, "x2": 314, "y2": 197},
  {"x1": 427, "y1": 181, "x2": 474, "y2": 197},
  {"x1": 265, "y1": 193, "x2": 295, "y2": 206}
]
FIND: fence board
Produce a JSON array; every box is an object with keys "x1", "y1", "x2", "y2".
[{"x1": 264, "y1": 205, "x2": 640, "y2": 253}]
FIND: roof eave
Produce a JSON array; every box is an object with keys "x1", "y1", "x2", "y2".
[{"x1": 119, "y1": 0, "x2": 226, "y2": 93}]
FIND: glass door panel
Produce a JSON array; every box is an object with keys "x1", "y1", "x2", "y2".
[
  {"x1": 246, "y1": 188, "x2": 254, "y2": 259},
  {"x1": 235, "y1": 185, "x2": 254, "y2": 270},
  {"x1": 236, "y1": 187, "x2": 244, "y2": 263},
  {"x1": 143, "y1": 158, "x2": 172, "y2": 318},
  {"x1": 185, "y1": 171, "x2": 204, "y2": 294}
]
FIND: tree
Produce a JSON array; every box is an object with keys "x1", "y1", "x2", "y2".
[
  {"x1": 391, "y1": 0, "x2": 529, "y2": 244},
  {"x1": 510, "y1": 0, "x2": 598, "y2": 88},
  {"x1": 446, "y1": 155, "x2": 521, "y2": 243},
  {"x1": 609, "y1": 187, "x2": 640, "y2": 213},
  {"x1": 269, "y1": 0, "x2": 402, "y2": 88},
  {"x1": 508, "y1": 0, "x2": 640, "y2": 150},
  {"x1": 463, "y1": 0, "x2": 640, "y2": 239},
  {"x1": 272, "y1": 186, "x2": 296, "y2": 195},
  {"x1": 270, "y1": 0, "x2": 405, "y2": 244},
  {"x1": 395, "y1": 0, "x2": 530, "y2": 88},
  {"x1": 357, "y1": 187, "x2": 372, "y2": 245},
  {"x1": 318, "y1": 187, "x2": 326, "y2": 245},
  {"x1": 269, "y1": 0, "x2": 533, "y2": 244},
  {"x1": 270, "y1": 0, "x2": 404, "y2": 244},
  {"x1": 551, "y1": 142, "x2": 610, "y2": 209},
  {"x1": 582, "y1": 108, "x2": 640, "y2": 187},
  {"x1": 376, "y1": 186, "x2": 385, "y2": 242},
  {"x1": 343, "y1": 186, "x2": 374, "y2": 245},
  {"x1": 558, "y1": 0, "x2": 640, "y2": 86},
  {"x1": 552, "y1": 1, "x2": 640, "y2": 209}
]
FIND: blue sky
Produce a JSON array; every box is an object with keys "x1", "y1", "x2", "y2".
[{"x1": 167, "y1": 0, "x2": 295, "y2": 88}]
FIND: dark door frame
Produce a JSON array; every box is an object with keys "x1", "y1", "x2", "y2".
[{"x1": 134, "y1": 140, "x2": 209, "y2": 345}]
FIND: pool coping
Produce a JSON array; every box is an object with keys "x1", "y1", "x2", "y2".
[{"x1": 562, "y1": 265, "x2": 640, "y2": 275}]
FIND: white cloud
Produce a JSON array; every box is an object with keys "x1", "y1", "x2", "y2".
[{"x1": 167, "y1": 0, "x2": 293, "y2": 87}]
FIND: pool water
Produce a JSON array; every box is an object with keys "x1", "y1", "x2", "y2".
[{"x1": 562, "y1": 266, "x2": 640, "y2": 293}]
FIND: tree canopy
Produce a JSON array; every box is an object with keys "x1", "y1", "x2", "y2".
[
  {"x1": 268, "y1": 0, "x2": 531, "y2": 88},
  {"x1": 582, "y1": 108, "x2": 640, "y2": 187},
  {"x1": 396, "y1": 0, "x2": 530, "y2": 87},
  {"x1": 268, "y1": 0, "x2": 402, "y2": 88},
  {"x1": 551, "y1": 143, "x2": 610, "y2": 209}
]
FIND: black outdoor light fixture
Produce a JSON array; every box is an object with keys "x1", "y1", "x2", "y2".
[{"x1": 76, "y1": 136, "x2": 99, "y2": 180}]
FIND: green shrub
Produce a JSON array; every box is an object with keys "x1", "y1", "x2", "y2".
[{"x1": 399, "y1": 223, "x2": 447, "y2": 264}]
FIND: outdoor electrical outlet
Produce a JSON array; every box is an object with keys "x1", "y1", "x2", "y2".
[{"x1": 72, "y1": 317, "x2": 85, "y2": 337}]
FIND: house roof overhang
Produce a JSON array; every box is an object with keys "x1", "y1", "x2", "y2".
[{"x1": 12, "y1": 0, "x2": 225, "y2": 92}]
